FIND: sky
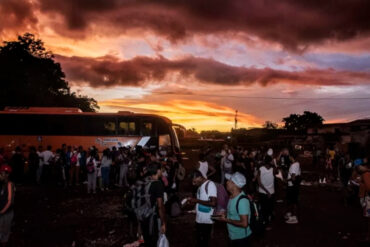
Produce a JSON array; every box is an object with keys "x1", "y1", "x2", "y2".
[{"x1": 1, "y1": 0, "x2": 370, "y2": 131}]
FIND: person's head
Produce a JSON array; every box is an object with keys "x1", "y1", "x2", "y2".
[
  {"x1": 38, "y1": 145, "x2": 43, "y2": 152},
  {"x1": 47, "y1": 145, "x2": 52, "y2": 151},
  {"x1": 0, "y1": 164, "x2": 12, "y2": 182},
  {"x1": 192, "y1": 170, "x2": 206, "y2": 187},
  {"x1": 225, "y1": 172, "x2": 246, "y2": 194},
  {"x1": 264, "y1": 155, "x2": 272, "y2": 168},
  {"x1": 199, "y1": 153, "x2": 206, "y2": 162},
  {"x1": 147, "y1": 162, "x2": 162, "y2": 179},
  {"x1": 15, "y1": 146, "x2": 21, "y2": 153}
]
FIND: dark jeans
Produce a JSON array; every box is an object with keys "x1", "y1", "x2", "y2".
[
  {"x1": 196, "y1": 223, "x2": 213, "y2": 247},
  {"x1": 141, "y1": 217, "x2": 159, "y2": 247},
  {"x1": 259, "y1": 193, "x2": 274, "y2": 225},
  {"x1": 230, "y1": 236, "x2": 251, "y2": 247}
]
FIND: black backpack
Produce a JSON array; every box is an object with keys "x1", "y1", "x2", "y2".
[{"x1": 236, "y1": 195, "x2": 265, "y2": 236}]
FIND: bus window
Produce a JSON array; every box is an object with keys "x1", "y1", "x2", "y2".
[
  {"x1": 119, "y1": 121, "x2": 136, "y2": 135},
  {"x1": 159, "y1": 134, "x2": 171, "y2": 146},
  {"x1": 142, "y1": 122, "x2": 153, "y2": 136},
  {"x1": 84, "y1": 116, "x2": 116, "y2": 136}
]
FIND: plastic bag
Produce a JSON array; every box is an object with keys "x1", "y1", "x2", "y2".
[{"x1": 157, "y1": 234, "x2": 169, "y2": 247}]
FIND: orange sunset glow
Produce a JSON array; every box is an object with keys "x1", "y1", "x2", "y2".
[{"x1": 1, "y1": 0, "x2": 370, "y2": 130}]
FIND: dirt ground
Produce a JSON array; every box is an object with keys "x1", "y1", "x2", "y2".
[{"x1": 9, "y1": 148, "x2": 370, "y2": 247}]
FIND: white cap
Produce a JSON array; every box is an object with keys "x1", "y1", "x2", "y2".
[{"x1": 225, "y1": 172, "x2": 246, "y2": 188}]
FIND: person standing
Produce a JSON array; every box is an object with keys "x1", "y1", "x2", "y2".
[
  {"x1": 101, "y1": 149, "x2": 112, "y2": 191},
  {"x1": 285, "y1": 155, "x2": 301, "y2": 224},
  {"x1": 0, "y1": 164, "x2": 15, "y2": 245},
  {"x1": 10, "y1": 147, "x2": 25, "y2": 184},
  {"x1": 257, "y1": 156, "x2": 277, "y2": 229},
  {"x1": 36, "y1": 146, "x2": 43, "y2": 185},
  {"x1": 28, "y1": 147, "x2": 39, "y2": 184},
  {"x1": 86, "y1": 150, "x2": 97, "y2": 194},
  {"x1": 69, "y1": 148, "x2": 79, "y2": 186},
  {"x1": 119, "y1": 148, "x2": 130, "y2": 187},
  {"x1": 187, "y1": 170, "x2": 217, "y2": 247},
  {"x1": 215, "y1": 172, "x2": 251, "y2": 247},
  {"x1": 140, "y1": 163, "x2": 166, "y2": 247},
  {"x1": 40, "y1": 146, "x2": 54, "y2": 184}
]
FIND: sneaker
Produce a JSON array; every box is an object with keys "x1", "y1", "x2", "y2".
[
  {"x1": 284, "y1": 212, "x2": 292, "y2": 220},
  {"x1": 286, "y1": 216, "x2": 298, "y2": 224},
  {"x1": 323, "y1": 178, "x2": 327, "y2": 184},
  {"x1": 319, "y1": 179, "x2": 322, "y2": 184}
]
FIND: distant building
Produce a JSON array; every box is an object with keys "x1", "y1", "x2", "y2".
[{"x1": 307, "y1": 119, "x2": 370, "y2": 156}]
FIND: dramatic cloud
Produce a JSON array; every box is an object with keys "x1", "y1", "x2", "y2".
[
  {"x1": 56, "y1": 55, "x2": 370, "y2": 88},
  {"x1": 0, "y1": 0, "x2": 38, "y2": 34},
  {"x1": 35, "y1": 0, "x2": 370, "y2": 51},
  {"x1": 99, "y1": 98, "x2": 263, "y2": 131}
]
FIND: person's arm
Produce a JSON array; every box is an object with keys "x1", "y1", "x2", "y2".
[
  {"x1": 189, "y1": 196, "x2": 217, "y2": 207},
  {"x1": 222, "y1": 214, "x2": 248, "y2": 228},
  {"x1": 157, "y1": 197, "x2": 166, "y2": 234},
  {"x1": 0, "y1": 183, "x2": 14, "y2": 214}
]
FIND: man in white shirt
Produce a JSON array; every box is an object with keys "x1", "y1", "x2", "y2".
[
  {"x1": 188, "y1": 170, "x2": 217, "y2": 247},
  {"x1": 40, "y1": 145, "x2": 54, "y2": 184},
  {"x1": 258, "y1": 155, "x2": 277, "y2": 229},
  {"x1": 285, "y1": 155, "x2": 301, "y2": 224}
]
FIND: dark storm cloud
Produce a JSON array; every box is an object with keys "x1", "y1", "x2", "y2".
[
  {"x1": 0, "y1": 0, "x2": 38, "y2": 33},
  {"x1": 55, "y1": 55, "x2": 370, "y2": 88},
  {"x1": 33, "y1": 0, "x2": 370, "y2": 50}
]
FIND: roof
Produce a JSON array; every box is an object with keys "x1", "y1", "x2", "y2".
[{"x1": 1, "y1": 107, "x2": 172, "y2": 124}]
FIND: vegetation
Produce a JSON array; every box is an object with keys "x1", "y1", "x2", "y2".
[
  {"x1": 0, "y1": 33, "x2": 98, "y2": 112},
  {"x1": 282, "y1": 111, "x2": 324, "y2": 132}
]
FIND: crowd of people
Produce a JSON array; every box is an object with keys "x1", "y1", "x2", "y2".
[{"x1": 0, "y1": 143, "x2": 369, "y2": 246}]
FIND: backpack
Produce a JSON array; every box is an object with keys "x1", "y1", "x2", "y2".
[
  {"x1": 70, "y1": 154, "x2": 78, "y2": 166},
  {"x1": 86, "y1": 158, "x2": 95, "y2": 174},
  {"x1": 236, "y1": 195, "x2": 265, "y2": 236},
  {"x1": 177, "y1": 164, "x2": 186, "y2": 181},
  {"x1": 131, "y1": 180, "x2": 156, "y2": 222},
  {"x1": 205, "y1": 181, "x2": 228, "y2": 213}
]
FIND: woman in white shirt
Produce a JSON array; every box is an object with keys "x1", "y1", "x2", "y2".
[
  {"x1": 86, "y1": 150, "x2": 98, "y2": 194},
  {"x1": 101, "y1": 149, "x2": 112, "y2": 191}
]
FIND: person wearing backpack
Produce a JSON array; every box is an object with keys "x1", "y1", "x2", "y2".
[
  {"x1": 187, "y1": 170, "x2": 217, "y2": 247},
  {"x1": 214, "y1": 172, "x2": 252, "y2": 247},
  {"x1": 138, "y1": 163, "x2": 166, "y2": 247}
]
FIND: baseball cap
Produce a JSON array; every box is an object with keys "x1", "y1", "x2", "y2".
[{"x1": 225, "y1": 172, "x2": 246, "y2": 188}]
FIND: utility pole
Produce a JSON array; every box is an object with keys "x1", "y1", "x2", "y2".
[{"x1": 234, "y1": 110, "x2": 238, "y2": 130}]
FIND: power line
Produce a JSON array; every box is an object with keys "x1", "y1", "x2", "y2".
[{"x1": 154, "y1": 92, "x2": 370, "y2": 100}]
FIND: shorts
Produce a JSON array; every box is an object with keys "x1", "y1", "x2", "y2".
[
  {"x1": 0, "y1": 210, "x2": 14, "y2": 243},
  {"x1": 287, "y1": 186, "x2": 299, "y2": 205}
]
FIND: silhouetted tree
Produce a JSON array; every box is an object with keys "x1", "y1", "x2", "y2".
[
  {"x1": 283, "y1": 111, "x2": 324, "y2": 132},
  {"x1": 0, "y1": 33, "x2": 98, "y2": 112},
  {"x1": 263, "y1": 121, "x2": 278, "y2": 129}
]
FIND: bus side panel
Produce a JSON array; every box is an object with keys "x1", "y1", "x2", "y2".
[{"x1": 0, "y1": 135, "x2": 142, "y2": 151}]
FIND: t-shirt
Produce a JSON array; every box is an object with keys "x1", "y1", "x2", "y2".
[
  {"x1": 227, "y1": 192, "x2": 252, "y2": 240},
  {"x1": 198, "y1": 161, "x2": 208, "y2": 178},
  {"x1": 41, "y1": 150, "x2": 54, "y2": 165},
  {"x1": 101, "y1": 156, "x2": 112, "y2": 168},
  {"x1": 258, "y1": 166, "x2": 275, "y2": 194},
  {"x1": 196, "y1": 180, "x2": 217, "y2": 224},
  {"x1": 288, "y1": 162, "x2": 301, "y2": 187},
  {"x1": 149, "y1": 180, "x2": 165, "y2": 212}
]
